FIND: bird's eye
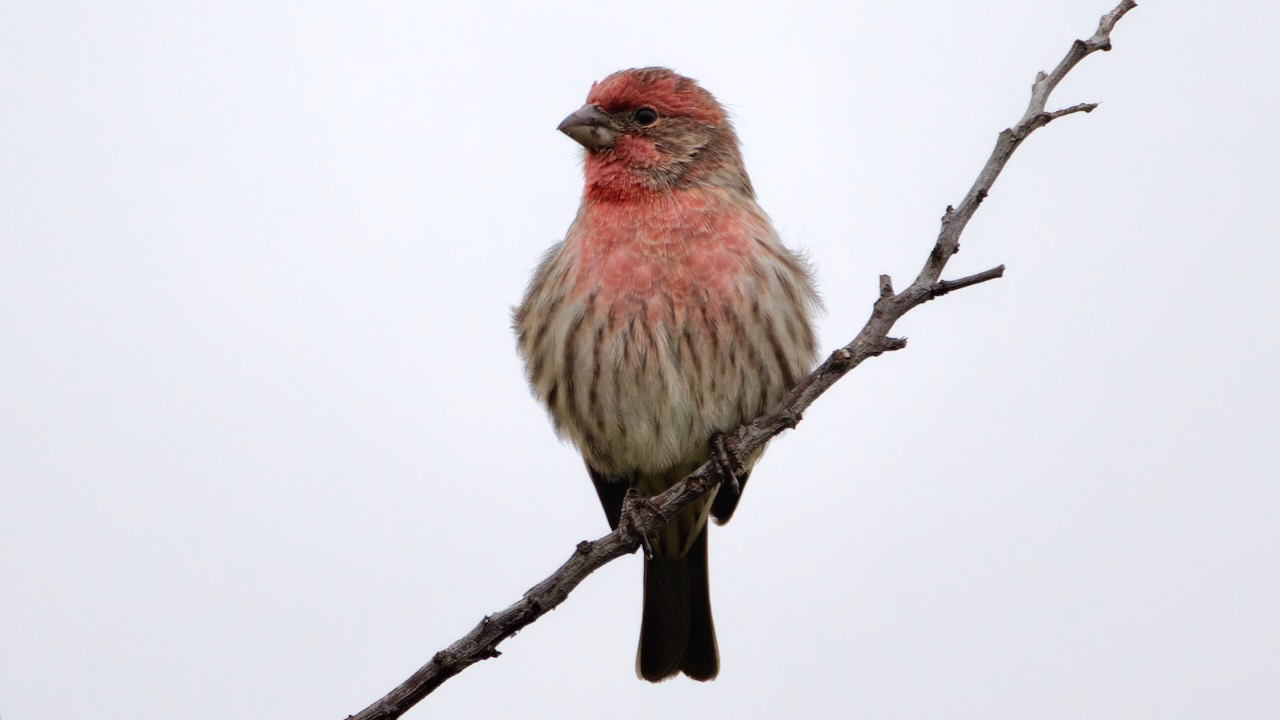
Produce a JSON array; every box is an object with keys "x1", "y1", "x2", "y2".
[{"x1": 633, "y1": 107, "x2": 659, "y2": 126}]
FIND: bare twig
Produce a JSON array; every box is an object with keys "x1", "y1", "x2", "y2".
[{"x1": 345, "y1": 3, "x2": 1135, "y2": 718}]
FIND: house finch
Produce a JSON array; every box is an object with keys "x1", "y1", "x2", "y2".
[{"x1": 514, "y1": 68, "x2": 819, "y2": 682}]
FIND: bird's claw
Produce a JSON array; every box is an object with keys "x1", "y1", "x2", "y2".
[
  {"x1": 621, "y1": 488, "x2": 661, "y2": 560},
  {"x1": 712, "y1": 434, "x2": 741, "y2": 496}
]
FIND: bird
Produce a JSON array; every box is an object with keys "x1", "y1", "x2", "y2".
[{"x1": 513, "y1": 67, "x2": 819, "y2": 682}]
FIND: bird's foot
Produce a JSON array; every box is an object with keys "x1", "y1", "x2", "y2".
[
  {"x1": 712, "y1": 433, "x2": 742, "y2": 496},
  {"x1": 620, "y1": 488, "x2": 662, "y2": 560}
]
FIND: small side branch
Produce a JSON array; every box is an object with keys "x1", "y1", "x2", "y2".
[{"x1": 932, "y1": 265, "x2": 1007, "y2": 298}]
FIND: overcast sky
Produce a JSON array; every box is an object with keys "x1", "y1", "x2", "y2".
[{"x1": 3, "y1": 1, "x2": 1277, "y2": 718}]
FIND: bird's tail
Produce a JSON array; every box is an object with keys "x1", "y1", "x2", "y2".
[{"x1": 636, "y1": 525, "x2": 719, "y2": 682}]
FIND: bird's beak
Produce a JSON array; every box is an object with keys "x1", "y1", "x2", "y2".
[{"x1": 557, "y1": 104, "x2": 618, "y2": 151}]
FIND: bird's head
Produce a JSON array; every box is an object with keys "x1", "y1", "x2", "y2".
[{"x1": 558, "y1": 67, "x2": 753, "y2": 200}]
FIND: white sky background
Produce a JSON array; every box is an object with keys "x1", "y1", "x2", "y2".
[{"x1": 2, "y1": 1, "x2": 1277, "y2": 718}]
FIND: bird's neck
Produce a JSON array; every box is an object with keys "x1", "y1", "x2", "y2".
[{"x1": 560, "y1": 189, "x2": 767, "y2": 330}]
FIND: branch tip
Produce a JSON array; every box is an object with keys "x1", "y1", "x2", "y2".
[{"x1": 879, "y1": 274, "x2": 895, "y2": 298}]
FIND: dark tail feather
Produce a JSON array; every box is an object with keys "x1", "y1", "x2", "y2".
[{"x1": 636, "y1": 526, "x2": 719, "y2": 682}]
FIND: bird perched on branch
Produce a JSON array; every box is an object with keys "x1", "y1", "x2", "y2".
[{"x1": 514, "y1": 67, "x2": 819, "y2": 682}]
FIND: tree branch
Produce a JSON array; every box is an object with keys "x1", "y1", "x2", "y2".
[{"x1": 345, "y1": 3, "x2": 1136, "y2": 717}]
